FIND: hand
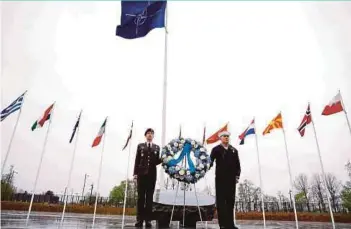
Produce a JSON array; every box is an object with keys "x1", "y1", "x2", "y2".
[
  {"x1": 235, "y1": 176, "x2": 240, "y2": 184},
  {"x1": 133, "y1": 175, "x2": 138, "y2": 180}
]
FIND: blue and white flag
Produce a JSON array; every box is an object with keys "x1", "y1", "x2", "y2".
[
  {"x1": 1, "y1": 91, "x2": 26, "y2": 122},
  {"x1": 239, "y1": 119, "x2": 256, "y2": 145},
  {"x1": 116, "y1": 1, "x2": 166, "y2": 39}
]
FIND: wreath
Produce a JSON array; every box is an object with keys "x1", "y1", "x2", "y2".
[{"x1": 161, "y1": 138, "x2": 211, "y2": 184}]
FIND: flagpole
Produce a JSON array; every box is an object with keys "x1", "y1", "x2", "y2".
[
  {"x1": 122, "y1": 123, "x2": 134, "y2": 229},
  {"x1": 25, "y1": 102, "x2": 55, "y2": 227},
  {"x1": 339, "y1": 90, "x2": 351, "y2": 136},
  {"x1": 253, "y1": 118, "x2": 266, "y2": 229},
  {"x1": 281, "y1": 124, "x2": 299, "y2": 229},
  {"x1": 159, "y1": 3, "x2": 169, "y2": 187},
  {"x1": 159, "y1": 3, "x2": 168, "y2": 189},
  {"x1": 311, "y1": 116, "x2": 335, "y2": 229},
  {"x1": 59, "y1": 110, "x2": 82, "y2": 228},
  {"x1": 92, "y1": 117, "x2": 108, "y2": 228},
  {"x1": 1, "y1": 91, "x2": 27, "y2": 176}
]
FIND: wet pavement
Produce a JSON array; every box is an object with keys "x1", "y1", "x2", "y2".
[{"x1": 1, "y1": 211, "x2": 350, "y2": 229}]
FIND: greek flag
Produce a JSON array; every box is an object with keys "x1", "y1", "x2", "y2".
[
  {"x1": 1, "y1": 91, "x2": 26, "y2": 122},
  {"x1": 116, "y1": 1, "x2": 166, "y2": 39}
]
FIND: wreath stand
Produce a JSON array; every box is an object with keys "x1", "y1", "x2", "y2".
[{"x1": 168, "y1": 156, "x2": 206, "y2": 228}]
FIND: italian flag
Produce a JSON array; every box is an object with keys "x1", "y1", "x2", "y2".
[
  {"x1": 92, "y1": 118, "x2": 107, "y2": 147},
  {"x1": 31, "y1": 103, "x2": 54, "y2": 131}
]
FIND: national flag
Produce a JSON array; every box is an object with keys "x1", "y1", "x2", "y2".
[
  {"x1": 122, "y1": 121, "x2": 133, "y2": 150},
  {"x1": 31, "y1": 103, "x2": 54, "y2": 131},
  {"x1": 239, "y1": 119, "x2": 256, "y2": 145},
  {"x1": 116, "y1": 1, "x2": 167, "y2": 39},
  {"x1": 322, "y1": 92, "x2": 344, "y2": 116},
  {"x1": 69, "y1": 111, "x2": 82, "y2": 143},
  {"x1": 1, "y1": 91, "x2": 26, "y2": 122},
  {"x1": 206, "y1": 123, "x2": 228, "y2": 144},
  {"x1": 202, "y1": 126, "x2": 206, "y2": 145},
  {"x1": 262, "y1": 113, "x2": 283, "y2": 135},
  {"x1": 297, "y1": 104, "x2": 312, "y2": 137},
  {"x1": 92, "y1": 118, "x2": 107, "y2": 148}
]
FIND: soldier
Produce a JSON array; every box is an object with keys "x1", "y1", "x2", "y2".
[
  {"x1": 133, "y1": 128, "x2": 161, "y2": 227},
  {"x1": 210, "y1": 131, "x2": 241, "y2": 229}
]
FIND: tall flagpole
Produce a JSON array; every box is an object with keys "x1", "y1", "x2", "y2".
[
  {"x1": 25, "y1": 102, "x2": 55, "y2": 227},
  {"x1": 59, "y1": 110, "x2": 82, "y2": 228},
  {"x1": 1, "y1": 91, "x2": 27, "y2": 176},
  {"x1": 281, "y1": 123, "x2": 299, "y2": 229},
  {"x1": 121, "y1": 123, "x2": 134, "y2": 229},
  {"x1": 253, "y1": 118, "x2": 266, "y2": 229},
  {"x1": 159, "y1": 3, "x2": 168, "y2": 189},
  {"x1": 339, "y1": 90, "x2": 351, "y2": 136},
  {"x1": 311, "y1": 114, "x2": 335, "y2": 229},
  {"x1": 92, "y1": 117, "x2": 108, "y2": 228}
]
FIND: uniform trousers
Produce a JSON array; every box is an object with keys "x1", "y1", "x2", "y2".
[
  {"x1": 215, "y1": 176, "x2": 236, "y2": 229},
  {"x1": 137, "y1": 173, "x2": 156, "y2": 221}
]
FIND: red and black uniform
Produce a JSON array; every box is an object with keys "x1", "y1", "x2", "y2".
[{"x1": 210, "y1": 144, "x2": 241, "y2": 229}]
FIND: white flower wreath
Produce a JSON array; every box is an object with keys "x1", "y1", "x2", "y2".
[{"x1": 161, "y1": 138, "x2": 211, "y2": 184}]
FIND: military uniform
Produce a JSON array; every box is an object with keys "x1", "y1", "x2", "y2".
[
  {"x1": 133, "y1": 142, "x2": 161, "y2": 223},
  {"x1": 210, "y1": 144, "x2": 241, "y2": 229}
]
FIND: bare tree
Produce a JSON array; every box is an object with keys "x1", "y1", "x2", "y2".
[
  {"x1": 294, "y1": 173, "x2": 311, "y2": 211},
  {"x1": 277, "y1": 191, "x2": 290, "y2": 211},
  {"x1": 325, "y1": 173, "x2": 342, "y2": 212},
  {"x1": 237, "y1": 179, "x2": 257, "y2": 212},
  {"x1": 346, "y1": 160, "x2": 351, "y2": 179},
  {"x1": 311, "y1": 173, "x2": 326, "y2": 212}
]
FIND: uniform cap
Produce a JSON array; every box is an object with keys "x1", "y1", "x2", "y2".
[
  {"x1": 145, "y1": 128, "x2": 154, "y2": 136},
  {"x1": 218, "y1": 131, "x2": 231, "y2": 138}
]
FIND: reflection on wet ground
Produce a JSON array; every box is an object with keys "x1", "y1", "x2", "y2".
[{"x1": 1, "y1": 211, "x2": 350, "y2": 229}]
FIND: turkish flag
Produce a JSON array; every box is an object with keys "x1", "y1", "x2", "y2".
[
  {"x1": 322, "y1": 92, "x2": 344, "y2": 116},
  {"x1": 206, "y1": 123, "x2": 228, "y2": 144}
]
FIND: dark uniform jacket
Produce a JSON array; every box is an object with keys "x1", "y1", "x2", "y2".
[
  {"x1": 210, "y1": 144, "x2": 241, "y2": 180},
  {"x1": 133, "y1": 143, "x2": 162, "y2": 177}
]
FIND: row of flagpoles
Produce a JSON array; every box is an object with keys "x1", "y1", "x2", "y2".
[
  {"x1": 1, "y1": 89, "x2": 350, "y2": 228},
  {"x1": 202, "y1": 90, "x2": 350, "y2": 229}
]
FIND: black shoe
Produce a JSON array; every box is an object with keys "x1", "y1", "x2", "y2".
[
  {"x1": 145, "y1": 221, "x2": 152, "y2": 227},
  {"x1": 135, "y1": 221, "x2": 143, "y2": 227}
]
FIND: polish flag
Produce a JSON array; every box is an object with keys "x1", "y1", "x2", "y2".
[{"x1": 322, "y1": 92, "x2": 344, "y2": 116}]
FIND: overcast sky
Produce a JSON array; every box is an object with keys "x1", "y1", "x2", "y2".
[{"x1": 1, "y1": 2, "x2": 351, "y2": 197}]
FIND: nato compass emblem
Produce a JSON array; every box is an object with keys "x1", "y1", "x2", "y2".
[{"x1": 125, "y1": 1, "x2": 164, "y2": 36}]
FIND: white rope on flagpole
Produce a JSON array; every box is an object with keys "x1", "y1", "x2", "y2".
[
  {"x1": 339, "y1": 90, "x2": 351, "y2": 136},
  {"x1": 253, "y1": 118, "x2": 266, "y2": 229},
  {"x1": 1, "y1": 91, "x2": 27, "y2": 177},
  {"x1": 281, "y1": 119, "x2": 299, "y2": 229},
  {"x1": 311, "y1": 114, "x2": 335, "y2": 229},
  {"x1": 158, "y1": 2, "x2": 169, "y2": 189},
  {"x1": 122, "y1": 123, "x2": 134, "y2": 229},
  {"x1": 59, "y1": 110, "x2": 82, "y2": 228},
  {"x1": 92, "y1": 117, "x2": 108, "y2": 228},
  {"x1": 26, "y1": 102, "x2": 55, "y2": 227}
]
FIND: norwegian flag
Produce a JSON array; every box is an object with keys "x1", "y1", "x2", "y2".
[{"x1": 298, "y1": 104, "x2": 312, "y2": 137}]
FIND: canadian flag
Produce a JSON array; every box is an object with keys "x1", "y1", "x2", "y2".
[{"x1": 322, "y1": 92, "x2": 344, "y2": 116}]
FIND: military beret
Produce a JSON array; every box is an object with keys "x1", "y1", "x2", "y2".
[{"x1": 144, "y1": 128, "x2": 154, "y2": 136}]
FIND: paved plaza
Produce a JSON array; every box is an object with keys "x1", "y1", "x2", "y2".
[{"x1": 1, "y1": 211, "x2": 350, "y2": 229}]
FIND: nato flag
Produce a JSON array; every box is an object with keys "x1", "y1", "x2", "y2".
[{"x1": 116, "y1": 1, "x2": 166, "y2": 39}]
